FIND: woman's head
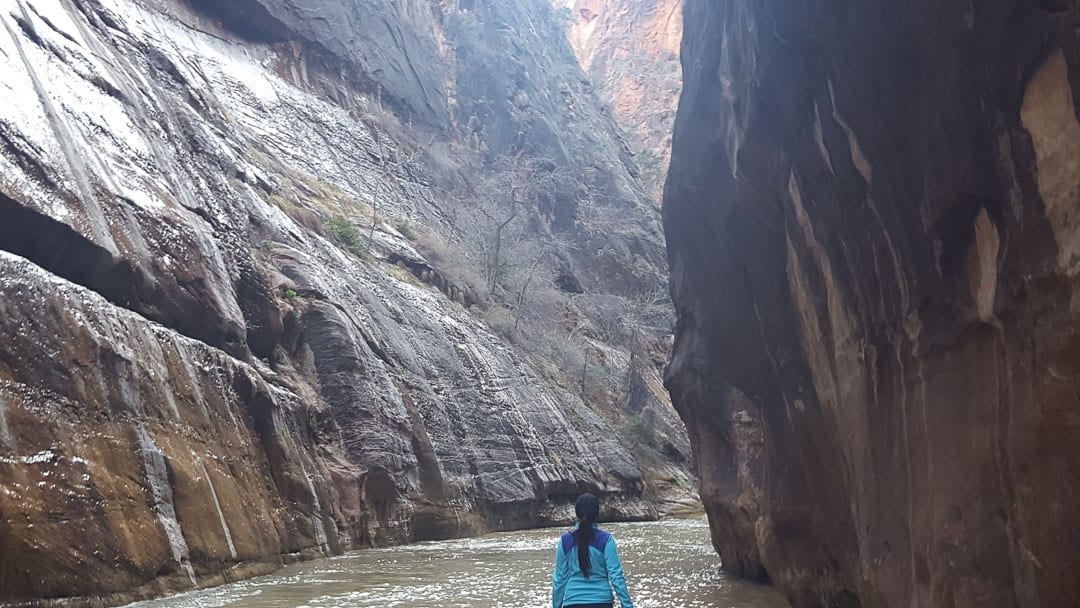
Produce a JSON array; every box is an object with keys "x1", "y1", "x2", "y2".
[
  {"x1": 575, "y1": 492, "x2": 600, "y2": 524},
  {"x1": 573, "y1": 493, "x2": 601, "y2": 577}
]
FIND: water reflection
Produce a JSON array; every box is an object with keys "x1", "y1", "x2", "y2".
[{"x1": 125, "y1": 518, "x2": 787, "y2": 608}]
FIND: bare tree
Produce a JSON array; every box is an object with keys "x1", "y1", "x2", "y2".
[
  {"x1": 361, "y1": 117, "x2": 428, "y2": 245},
  {"x1": 483, "y1": 193, "x2": 520, "y2": 293},
  {"x1": 623, "y1": 284, "x2": 671, "y2": 335},
  {"x1": 473, "y1": 171, "x2": 518, "y2": 294},
  {"x1": 474, "y1": 153, "x2": 553, "y2": 295}
]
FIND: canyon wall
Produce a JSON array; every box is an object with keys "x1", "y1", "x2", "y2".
[
  {"x1": 664, "y1": 0, "x2": 1080, "y2": 606},
  {"x1": 0, "y1": 0, "x2": 690, "y2": 605},
  {"x1": 557, "y1": 0, "x2": 682, "y2": 204}
]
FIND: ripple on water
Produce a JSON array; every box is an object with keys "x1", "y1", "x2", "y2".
[{"x1": 122, "y1": 519, "x2": 787, "y2": 608}]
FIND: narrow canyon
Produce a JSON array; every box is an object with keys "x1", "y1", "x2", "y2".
[{"x1": 0, "y1": 0, "x2": 1078, "y2": 607}]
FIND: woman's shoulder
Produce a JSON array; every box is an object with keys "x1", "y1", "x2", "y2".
[
  {"x1": 557, "y1": 527, "x2": 614, "y2": 551},
  {"x1": 583, "y1": 528, "x2": 614, "y2": 552},
  {"x1": 558, "y1": 529, "x2": 575, "y2": 551}
]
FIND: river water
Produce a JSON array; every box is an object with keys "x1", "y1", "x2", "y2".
[{"x1": 126, "y1": 518, "x2": 788, "y2": 608}]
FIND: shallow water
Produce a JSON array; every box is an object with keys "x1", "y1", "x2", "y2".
[{"x1": 125, "y1": 518, "x2": 788, "y2": 608}]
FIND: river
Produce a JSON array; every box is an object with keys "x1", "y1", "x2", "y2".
[{"x1": 124, "y1": 518, "x2": 788, "y2": 608}]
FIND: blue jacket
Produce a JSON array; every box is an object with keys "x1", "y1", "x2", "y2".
[{"x1": 551, "y1": 526, "x2": 633, "y2": 608}]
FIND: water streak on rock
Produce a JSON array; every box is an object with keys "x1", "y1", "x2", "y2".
[
  {"x1": 0, "y1": 395, "x2": 13, "y2": 450},
  {"x1": 135, "y1": 426, "x2": 197, "y2": 588},
  {"x1": 3, "y1": 1, "x2": 115, "y2": 251},
  {"x1": 195, "y1": 455, "x2": 237, "y2": 560},
  {"x1": 296, "y1": 454, "x2": 329, "y2": 555}
]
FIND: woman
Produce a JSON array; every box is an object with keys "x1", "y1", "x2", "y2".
[{"x1": 551, "y1": 493, "x2": 634, "y2": 608}]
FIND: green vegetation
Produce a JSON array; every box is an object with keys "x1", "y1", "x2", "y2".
[
  {"x1": 324, "y1": 216, "x2": 371, "y2": 260},
  {"x1": 284, "y1": 288, "x2": 298, "y2": 300},
  {"x1": 622, "y1": 413, "x2": 653, "y2": 445},
  {"x1": 621, "y1": 411, "x2": 664, "y2": 466},
  {"x1": 394, "y1": 219, "x2": 418, "y2": 241}
]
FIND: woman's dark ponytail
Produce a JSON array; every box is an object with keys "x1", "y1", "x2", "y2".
[{"x1": 574, "y1": 493, "x2": 601, "y2": 577}]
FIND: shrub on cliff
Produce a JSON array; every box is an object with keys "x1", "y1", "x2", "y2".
[{"x1": 324, "y1": 216, "x2": 371, "y2": 260}]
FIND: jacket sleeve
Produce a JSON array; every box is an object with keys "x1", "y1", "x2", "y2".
[
  {"x1": 552, "y1": 540, "x2": 569, "y2": 608},
  {"x1": 604, "y1": 537, "x2": 634, "y2": 608}
]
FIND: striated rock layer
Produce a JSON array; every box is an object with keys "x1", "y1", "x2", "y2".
[
  {"x1": 0, "y1": 0, "x2": 690, "y2": 605},
  {"x1": 664, "y1": 0, "x2": 1080, "y2": 606}
]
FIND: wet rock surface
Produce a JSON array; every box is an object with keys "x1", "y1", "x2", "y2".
[
  {"x1": 0, "y1": 252, "x2": 335, "y2": 603},
  {"x1": 665, "y1": 1, "x2": 1080, "y2": 606},
  {"x1": 0, "y1": 0, "x2": 691, "y2": 604}
]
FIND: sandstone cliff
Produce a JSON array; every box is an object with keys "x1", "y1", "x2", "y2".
[
  {"x1": 557, "y1": 0, "x2": 682, "y2": 204},
  {"x1": 0, "y1": 0, "x2": 690, "y2": 605},
  {"x1": 664, "y1": 1, "x2": 1080, "y2": 606}
]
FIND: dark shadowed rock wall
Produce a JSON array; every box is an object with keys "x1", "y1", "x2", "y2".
[{"x1": 664, "y1": 0, "x2": 1080, "y2": 606}]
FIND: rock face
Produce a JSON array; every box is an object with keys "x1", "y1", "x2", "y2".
[
  {"x1": 0, "y1": 0, "x2": 690, "y2": 605},
  {"x1": 665, "y1": 1, "x2": 1080, "y2": 607},
  {"x1": 557, "y1": 0, "x2": 682, "y2": 204}
]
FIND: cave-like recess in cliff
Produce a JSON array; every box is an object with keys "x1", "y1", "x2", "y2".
[
  {"x1": 0, "y1": 192, "x2": 247, "y2": 356},
  {"x1": 0, "y1": 192, "x2": 144, "y2": 313},
  {"x1": 185, "y1": 0, "x2": 291, "y2": 42}
]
